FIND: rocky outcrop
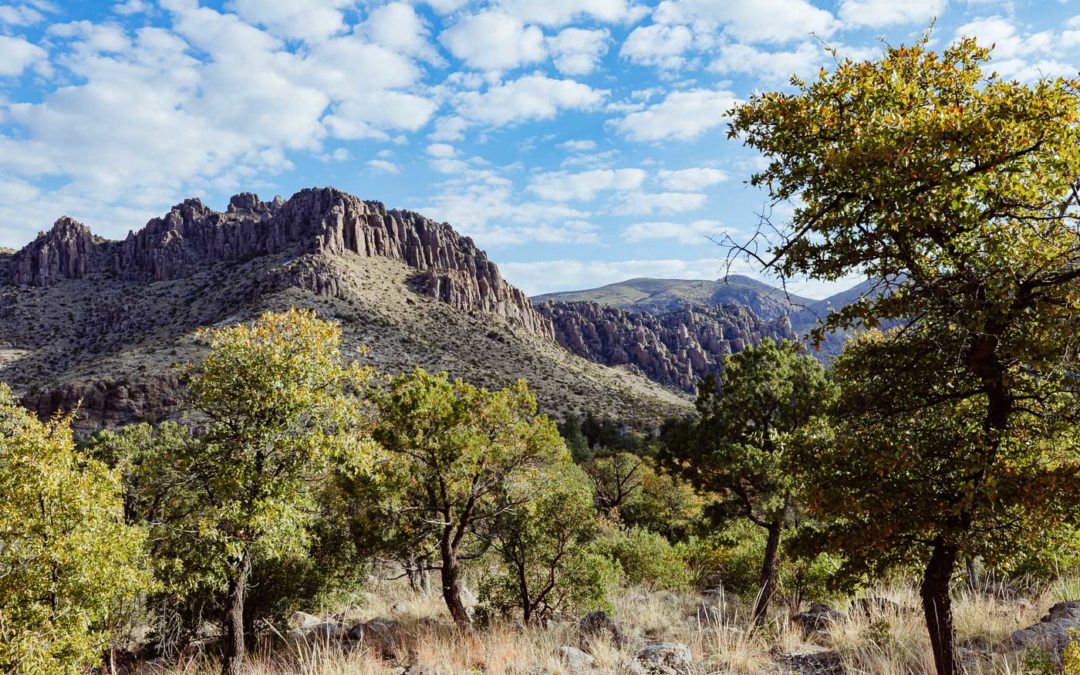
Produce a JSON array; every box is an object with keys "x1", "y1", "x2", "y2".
[
  {"x1": 4, "y1": 188, "x2": 552, "y2": 338},
  {"x1": 19, "y1": 374, "x2": 183, "y2": 437},
  {"x1": 539, "y1": 301, "x2": 794, "y2": 392},
  {"x1": 1010, "y1": 600, "x2": 1080, "y2": 665}
]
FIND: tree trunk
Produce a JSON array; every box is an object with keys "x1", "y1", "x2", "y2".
[
  {"x1": 965, "y1": 556, "x2": 978, "y2": 590},
  {"x1": 222, "y1": 548, "x2": 253, "y2": 675},
  {"x1": 753, "y1": 521, "x2": 783, "y2": 626},
  {"x1": 440, "y1": 549, "x2": 471, "y2": 630},
  {"x1": 921, "y1": 541, "x2": 959, "y2": 675}
]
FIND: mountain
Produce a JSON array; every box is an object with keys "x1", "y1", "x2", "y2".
[
  {"x1": 534, "y1": 277, "x2": 869, "y2": 393},
  {"x1": 0, "y1": 188, "x2": 686, "y2": 434},
  {"x1": 535, "y1": 275, "x2": 815, "y2": 320}
]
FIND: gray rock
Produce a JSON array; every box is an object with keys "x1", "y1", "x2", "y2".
[
  {"x1": 633, "y1": 642, "x2": 693, "y2": 674},
  {"x1": 774, "y1": 647, "x2": 844, "y2": 675},
  {"x1": 559, "y1": 645, "x2": 595, "y2": 673},
  {"x1": 349, "y1": 617, "x2": 401, "y2": 658},
  {"x1": 580, "y1": 610, "x2": 626, "y2": 647},
  {"x1": 289, "y1": 611, "x2": 322, "y2": 629},
  {"x1": 792, "y1": 603, "x2": 844, "y2": 636},
  {"x1": 1009, "y1": 600, "x2": 1080, "y2": 665},
  {"x1": 694, "y1": 602, "x2": 723, "y2": 625}
]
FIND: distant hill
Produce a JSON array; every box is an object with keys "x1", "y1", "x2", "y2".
[
  {"x1": 0, "y1": 188, "x2": 687, "y2": 434},
  {"x1": 535, "y1": 276, "x2": 871, "y2": 392}
]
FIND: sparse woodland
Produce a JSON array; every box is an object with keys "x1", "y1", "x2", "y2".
[{"x1": 1, "y1": 37, "x2": 1079, "y2": 675}]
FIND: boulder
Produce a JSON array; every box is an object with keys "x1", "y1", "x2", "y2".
[
  {"x1": 579, "y1": 610, "x2": 627, "y2": 647},
  {"x1": 633, "y1": 643, "x2": 693, "y2": 674},
  {"x1": 559, "y1": 645, "x2": 596, "y2": 673},
  {"x1": 1009, "y1": 601, "x2": 1080, "y2": 664},
  {"x1": 792, "y1": 603, "x2": 844, "y2": 636},
  {"x1": 774, "y1": 647, "x2": 844, "y2": 675},
  {"x1": 349, "y1": 617, "x2": 401, "y2": 658},
  {"x1": 289, "y1": 611, "x2": 322, "y2": 629}
]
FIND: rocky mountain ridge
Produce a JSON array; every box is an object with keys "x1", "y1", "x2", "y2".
[
  {"x1": 538, "y1": 301, "x2": 795, "y2": 392},
  {"x1": 5, "y1": 188, "x2": 551, "y2": 338}
]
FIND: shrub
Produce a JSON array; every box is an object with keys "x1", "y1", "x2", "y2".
[{"x1": 595, "y1": 527, "x2": 690, "y2": 591}]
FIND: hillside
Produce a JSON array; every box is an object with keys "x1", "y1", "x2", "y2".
[{"x1": 0, "y1": 188, "x2": 687, "y2": 434}]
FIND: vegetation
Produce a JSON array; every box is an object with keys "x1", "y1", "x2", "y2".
[
  {"x1": 661, "y1": 339, "x2": 836, "y2": 623},
  {"x1": 729, "y1": 35, "x2": 1080, "y2": 673},
  {"x1": 0, "y1": 384, "x2": 149, "y2": 673}
]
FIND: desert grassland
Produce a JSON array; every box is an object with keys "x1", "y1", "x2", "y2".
[{"x1": 138, "y1": 574, "x2": 1079, "y2": 674}]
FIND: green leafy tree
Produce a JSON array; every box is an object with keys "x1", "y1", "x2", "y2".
[
  {"x1": 482, "y1": 462, "x2": 617, "y2": 625},
  {"x1": 362, "y1": 369, "x2": 566, "y2": 630},
  {"x1": 0, "y1": 384, "x2": 150, "y2": 673},
  {"x1": 660, "y1": 339, "x2": 836, "y2": 624},
  {"x1": 584, "y1": 452, "x2": 703, "y2": 539},
  {"x1": 166, "y1": 308, "x2": 371, "y2": 675},
  {"x1": 593, "y1": 526, "x2": 689, "y2": 591},
  {"x1": 728, "y1": 37, "x2": 1080, "y2": 673}
]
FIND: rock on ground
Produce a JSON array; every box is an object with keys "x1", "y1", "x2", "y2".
[
  {"x1": 1010, "y1": 600, "x2": 1080, "y2": 665},
  {"x1": 634, "y1": 642, "x2": 693, "y2": 674},
  {"x1": 559, "y1": 645, "x2": 596, "y2": 673}
]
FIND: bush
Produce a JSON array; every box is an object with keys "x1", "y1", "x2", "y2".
[
  {"x1": 0, "y1": 384, "x2": 150, "y2": 673},
  {"x1": 595, "y1": 527, "x2": 690, "y2": 591}
]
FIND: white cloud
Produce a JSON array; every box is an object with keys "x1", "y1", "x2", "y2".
[
  {"x1": 495, "y1": 0, "x2": 648, "y2": 27},
  {"x1": 710, "y1": 41, "x2": 823, "y2": 83},
  {"x1": 426, "y1": 143, "x2": 457, "y2": 158},
  {"x1": 548, "y1": 27, "x2": 610, "y2": 75},
  {"x1": 0, "y1": 4, "x2": 46, "y2": 26},
  {"x1": 528, "y1": 168, "x2": 646, "y2": 201},
  {"x1": 619, "y1": 24, "x2": 692, "y2": 68},
  {"x1": 502, "y1": 257, "x2": 729, "y2": 296},
  {"x1": 615, "y1": 191, "x2": 708, "y2": 214},
  {"x1": 367, "y1": 159, "x2": 401, "y2": 174},
  {"x1": 360, "y1": 2, "x2": 442, "y2": 63},
  {"x1": 954, "y1": 15, "x2": 1065, "y2": 80},
  {"x1": 113, "y1": 0, "x2": 150, "y2": 15},
  {"x1": 324, "y1": 91, "x2": 437, "y2": 140},
  {"x1": 228, "y1": 0, "x2": 351, "y2": 41},
  {"x1": 430, "y1": 115, "x2": 469, "y2": 141},
  {"x1": 623, "y1": 219, "x2": 727, "y2": 243},
  {"x1": 559, "y1": 139, "x2": 597, "y2": 151},
  {"x1": 0, "y1": 36, "x2": 47, "y2": 76},
  {"x1": 656, "y1": 168, "x2": 728, "y2": 191},
  {"x1": 612, "y1": 88, "x2": 739, "y2": 142},
  {"x1": 455, "y1": 74, "x2": 608, "y2": 126},
  {"x1": 839, "y1": 0, "x2": 945, "y2": 27},
  {"x1": 439, "y1": 11, "x2": 546, "y2": 71},
  {"x1": 653, "y1": 0, "x2": 837, "y2": 43}
]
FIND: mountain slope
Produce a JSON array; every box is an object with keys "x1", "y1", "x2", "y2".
[{"x1": 0, "y1": 188, "x2": 686, "y2": 434}]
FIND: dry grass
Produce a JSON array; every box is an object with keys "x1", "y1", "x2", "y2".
[{"x1": 131, "y1": 574, "x2": 1075, "y2": 674}]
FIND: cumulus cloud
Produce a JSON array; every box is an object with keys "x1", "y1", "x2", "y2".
[
  {"x1": 615, "y1": 191, "x2": 708, "y2": 214},
  {"x1": 612, "y1": 88, "x2": 739, "y2": 142},
  {"x1": 426, "y1": 143, "x2": 457, "y2": 158},
  {"x1": 367, "y1": 159, "x2": 401, "y2": 174},
  {"x1": 0, "y1": 36, "x2": 47, "y2": 76},
  {"x1": 652, "y1": 0, "x2": 837, "y2": 43},
  {"x1": 619, "y1": 24, "x2": 693, "y2": 68},
  {"x1": 656, "y1": 168, "x2": 729, "y2": 191},
  {"x1": 623, "y1": 219, "x2": 726, "y2": 243},
  {"x1": 360, "y1": 2, "x2": 442, "y2": 63},
  {"x1": 455, "y1": 74, "x2": 608, "y2": 126},
  {"x1": 439, "y1": 11, "x2": 546, "y2": 71},
  {"x1": 528, "y1": 168, "x2": 646, "y2": 201},
  {"x1": 0, "y1": 4, "x2": 47, "y2": 26},
  {"x1": 838, "y1": 0, "x2": 946, "y2": 27},
  {"x1": 954, "y1": 16, "x2": 1071, "y2": 81},
  {"x1": 495, "y1": 0, "x2": 648, "y2": 27},
  {"x1": 548, "y1": 27, "x2": 610, "y2": 75},
  {"x1": 710, "y1": 41, "x2": 823, "y2": 83},
  {"x1": 229, "y1": 0, "x2": 352, "y2": 41}
]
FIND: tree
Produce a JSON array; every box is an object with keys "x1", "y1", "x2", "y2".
[
  {"x1": 728, "y1": 37, "x2": 1080, "y2": 673},
  {"x1": 175, "y1": 308, "x2": 371, "y2": 675},
  {"x1": 585, "y1": 452, "x2": 646, "y2": 522},
  {"x1": 482, "y1": 462, "x2": 618, "y2": 625},
  {"x1": 0, "y1": 384, "x2": 150, "y2": 673},
  {"x1": 363, "y1": 369, "x2": 565, "y2": 630},
  {"x1": 584, "y1": 452, "x2": 703, "y2": 539},
  {"x1": 660, "y1": 339, "x2": 835, "y2": 624}
]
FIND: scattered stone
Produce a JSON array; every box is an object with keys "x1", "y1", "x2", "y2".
[
  {"x1": 289, "y1": 611, "x2": 322, "y2": 629},
  {"x1": 399, "y1": 665, "x2": 438, "y2": 675},
  {"x1": 695, "y1": 603, "x2": 723, "y2": 625},
  {"x1": 633, "y1": 642, "x2": 693, "y2": 674},
  {"x1": 580, "y1": 610, "x2": 626, "y2": 647},
  {"x1": 1009, "y1": 600, "x2": 1080, "y2": 665},
  {"x1": 559, "y1": 645, "x2": 596, "y2": 673},
  {"x1": 774, "y1": 647, "x2": 844, "y2": 675},
  {"x1": 791, "y1": 603, "x2": 844, "y2": 636},
  {"x1": 349, "y1": 617, "x2": 401, "y2": 658}
]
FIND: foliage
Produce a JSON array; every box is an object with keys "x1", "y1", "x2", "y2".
[
  {"x1": 143, "y1": 309, "x2": 371, "y2": 670},
  {"x1": 729, "y1": 35, "x2": 1080, "y2": 672},
  {"x1": 352, "y1": 369, "x2": 567, "y2": 629},
  {"x1": 584, "y1": 452, "x2": 703, "y2": 539},
  {"x1": 481, "y1": 462, "x2": 617, "y2": 624},
  {"x1": 0, "y1": 383, "x2": 150, "y2": 673},
  {"x1": 660, "y1": 338, "x2": 835, "y2": 621},
  {"x1": 593, "y1": 527, "x2": 690, "y2": 591}
]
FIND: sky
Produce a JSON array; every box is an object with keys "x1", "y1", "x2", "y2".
[{"x1": 0, "y1": 0, "x2": 1077, "y2": 297}]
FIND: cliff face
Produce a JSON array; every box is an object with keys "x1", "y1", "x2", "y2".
[
  {"x1": 5, "y1": 188, "x2": 552, "y2": 338},
  {"x1": 539, "y1": 301, "x2": 794, "y2": 392}
]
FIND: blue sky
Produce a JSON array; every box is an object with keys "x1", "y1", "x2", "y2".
[{"x1": 0, "y1": 0, "x2": 1077, "y2": 297}]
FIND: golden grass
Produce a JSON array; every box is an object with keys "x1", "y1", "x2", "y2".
[{"x1": 135, "y1": 575, "x2": 1075, "y2": 675}]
